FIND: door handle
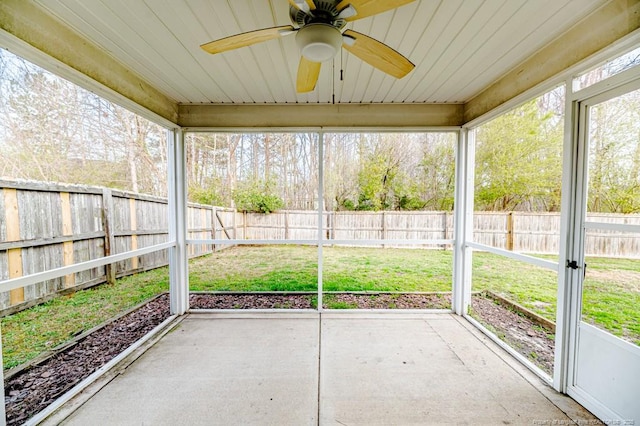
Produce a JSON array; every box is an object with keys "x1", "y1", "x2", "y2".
[{"x1": 567, "y1": 260, "x2": 587, "y2": 279}]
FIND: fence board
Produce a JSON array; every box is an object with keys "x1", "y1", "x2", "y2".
[{"x1": 71, "y1": 192, "x2": 103, "y2": 234}]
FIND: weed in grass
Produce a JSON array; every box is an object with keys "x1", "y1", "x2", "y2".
[
  {"x1": 322, "y1": 294, "x2": 357, "y2": 309},
  {"x1": 325, "y1": 301, "x2": 358, "y2": 309}
]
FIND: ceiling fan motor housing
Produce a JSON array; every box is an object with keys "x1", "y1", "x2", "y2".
[
  {"x1": 296, "y1": 24, "x2": 343, "y2": 62},
  {"x1": 289, "y1": 1, "x2": 345, "y2": 28}
]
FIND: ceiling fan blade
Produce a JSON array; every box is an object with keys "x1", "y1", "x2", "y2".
[
  {"x1": 342, "y1": 30, "x2": 414, "y2": 78},
  {"x1": 289, "y1": 0, "x2": 317, "y2": 12},
  {"x1": 201, "y1": 25, "x2": 294, "y2": 55},
  {"x1": 297, "y1": 56, "x2": 321, "y2": 93},
  {"x1": 336, "y1": 0, "x2": 416, "y2": 21}
]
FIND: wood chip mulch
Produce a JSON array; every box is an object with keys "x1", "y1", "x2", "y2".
[
  {"x1": 326, "y1": 293, "x2": 451, "y2": 309},
  {"x1": 189, "y1": 293, "x2": 314, "y2": 309},
  {"x1": 4, "y1": 294, "x2": 171, "y2": 426}
]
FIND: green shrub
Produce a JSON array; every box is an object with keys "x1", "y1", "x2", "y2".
[{"x1": 233, "y1": 178, "x2": 284, "y2": 213}]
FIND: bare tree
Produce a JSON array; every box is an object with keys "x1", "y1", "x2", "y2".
[{"x1": 0, "y1": 48, "x2": 167, "y2": 196}]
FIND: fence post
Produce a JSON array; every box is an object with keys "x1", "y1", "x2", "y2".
[
  {"x1": 232, "y1": 208, "x2": 237, "y2": 240},
  {"x1": 243, "y1": 211, "x2": 247, "y2": 239},
  {"x1": 4, "y1": 188, "x2": 24, "y2": 305},
  {"x1": 285, "y1": 211, "x2": 289, "y2": 240},
  {"x1": 102, "y1": 189, "x2": 116, "y2": 285},
  {"x1": 212, "y1": 206, "x2": 217, "y2": 252},
  {"x1": 443, "y1": 212, "x2": 449, "y2": 240},
  {"x1": 60, "y1": 192, "x2": 75, "y2": 288},
  {"x1": 201, "y1": 206, "x2": 208, "y2": 255},
  {"x1": 381, "y1": 211, "x2": 386, "y2": 248},
  {"x1": 129, "y1": 198, "x2": 139, "y2": 270},
  {"x1": 506, "y1": 211, "x2": 514, "y2": 251},
  {"x1": 332, "y1": 212, "x2": 336, "y2": 240}
]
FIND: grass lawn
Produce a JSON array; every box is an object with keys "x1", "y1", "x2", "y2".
[
  {"x1": 189, "y1": 245, "x2": 453, "y2": 292},
  {"x1": 471, "y1": 252, "x2": 559, "y2": 319},
  {"x1": 3, "y1": 245, "x2": 639, "y2": 369},
  {"x1": 1, "y1": 269, "x2": 169, "y2": 370},
  {"x1": 581, "y1": 256, "x2": 640, "y2": 345}
]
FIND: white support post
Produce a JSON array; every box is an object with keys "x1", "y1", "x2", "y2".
[
  {"x1": 452, "y1": 129, "x2": 463, "y2": 314},
  {"x1": 453, "y1": 128, "x2": 475, "y2": 315},
  {"x1": 317, "y1": 131, "x2": 324, "y2": 312},
  {"x1": 554, "y1": 79, "x2": 582, "y2": 392},
  {"x1": 168, "y1": 129, "x2": 189, "y2": 315}
]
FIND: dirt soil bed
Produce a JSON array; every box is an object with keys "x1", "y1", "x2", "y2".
[
  {"x1": 471, "y1": 295, "x2": 555, "y2": 375},
  {"x1": 5, "y1": 292, "x2": 549, "y2": 425},
  {"x1": 324, "y1": 292, "x2": 451, "y2": 309},
  {"x1": 189, "y1": 292, "x2": 451, "y2": 310},
  {"x1": 189, "y1": 293, "x2": 315, "y2": 309}
]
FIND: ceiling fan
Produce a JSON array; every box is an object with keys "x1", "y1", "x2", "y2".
[{"x1": 200, "y1": 0, "x2": 416, "y2": 93}]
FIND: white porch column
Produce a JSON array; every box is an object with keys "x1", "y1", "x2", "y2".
[
  {"x1": 167, "y1": 128, "x2": 189, "y2": 315},
  {"x1": 452, "y1": 127, "x2": 475, "y2": 315},
  {"x1": 317, "y1": 130, "x2": 324, "y2": 312}
]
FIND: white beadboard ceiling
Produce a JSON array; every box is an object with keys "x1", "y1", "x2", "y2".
[{"x1": 32, "y1": 0, "x2": 606, "y2": 105}]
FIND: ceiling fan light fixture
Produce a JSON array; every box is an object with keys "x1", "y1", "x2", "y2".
[
  {"x1": 337, "y1": 5, "x2": 357, "y2": 19},
  {"x1": 296, "y1": 24, "x2": 342, "y2": 62}
]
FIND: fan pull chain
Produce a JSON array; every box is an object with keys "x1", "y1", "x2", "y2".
[
  {"x1": 332, "y1": 58, "x2": 335, "y2": 104},
  {"x1": 334, "y1": 50, "x2": 344, "y2": 104}
]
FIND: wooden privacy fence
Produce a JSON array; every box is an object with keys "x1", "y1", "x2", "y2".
[
  {"x1": 243, "y1": 210, "x2": 640, "y2": 256},
  {"x1": 243, "y1": 210, "x2": 640, "y2": 255},
  {"x1": 0, "y1": 180, "x2": 239, "y2": 313},
  {"x1": 472, "y1": 211, "x2": 640, "y2": 256},
  {"x1": 2, "y1": 179, "x2": 640, "y2": 314},
  {"x1": 243, "y1": 210, "x2": 453, "y2": 247}
]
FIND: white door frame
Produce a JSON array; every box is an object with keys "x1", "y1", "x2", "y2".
[{"x1": 563, "y1": 77, "x2": 640, "y2": 422}]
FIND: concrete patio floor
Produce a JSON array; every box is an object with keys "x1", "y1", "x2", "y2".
[{"x1": 51, "y1": 311, "x2": 596, "y2": 425}]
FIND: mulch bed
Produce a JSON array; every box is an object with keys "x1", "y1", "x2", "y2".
[
  {"x1": 471, "y1": 295, "x2": 555, "y2": 375},
  {"x1": 4, "y1": 294, "x2": 171, "y2": 426},
  {"x1": 4, "y1": 292, "x2": 550, "y2": 425},
  {"x1": 324, "y1": 292, "x2": 451, "y2": 309},
  {"x1": 189, "y1": 293, "x2": 315, "y2": 309},
  {"x1": 189, "y1": 292, "x2": 451, "y2": 310}
]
